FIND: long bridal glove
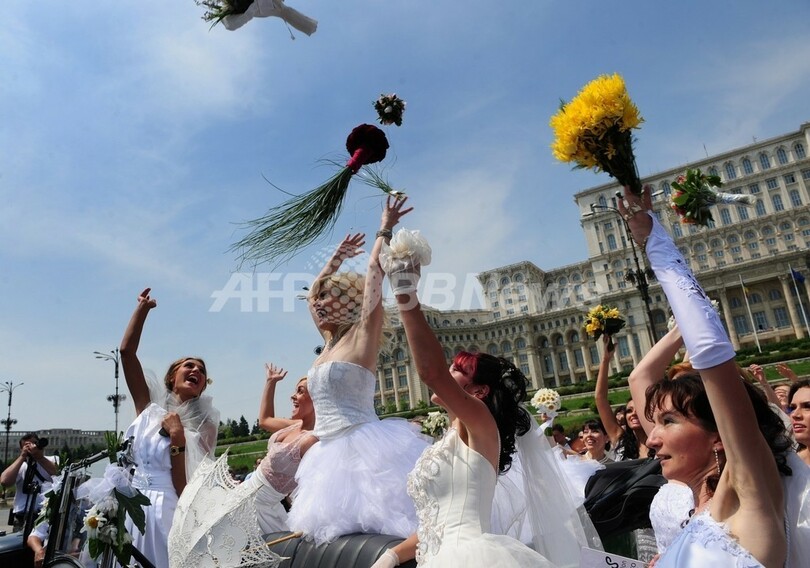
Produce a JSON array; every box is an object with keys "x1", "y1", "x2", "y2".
[{"x1": 644, "y1": 212, "x2": 735, "y2": 369}]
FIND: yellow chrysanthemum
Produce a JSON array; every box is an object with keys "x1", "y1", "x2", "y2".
[{"x1": 550, "y1": 73, "x2": 643, "y2": 169}]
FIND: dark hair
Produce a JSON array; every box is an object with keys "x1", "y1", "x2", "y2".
[
  {"x1": 551, "y1": 423, "x2": 566, "y2": 434},
  {"x1": 19, "y1": 433, "x2": 39, "y2": 447},
  {"x1": 163, "y1": 357, "x2": 208, "y2": 392},
  {"x1": 788, "y1": 379, "x2": 810, "y2": 407},
  {"x1": 645, "y1": 372, "x2": 792, "y2": 493},
  {"x1": 581, "y1": 419, "x2": 607, "y2": 435},
  {"x1": 453, "y1": 351, "x2": 530, "y2": 474}
]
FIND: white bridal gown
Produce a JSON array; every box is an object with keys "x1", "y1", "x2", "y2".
[{"x1": 407, "y1": 428, "x2": 556, "y2": 567}]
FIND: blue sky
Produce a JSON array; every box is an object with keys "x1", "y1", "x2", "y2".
[{"x1": 1, "y1": 1, "x2": 809, "y2": 433}]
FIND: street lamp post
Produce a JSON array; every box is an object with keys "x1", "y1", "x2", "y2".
[
  {"x1": 94, "y1": 349, "x2": 126, "y2": 434},
  {"x1": 0, "y1": 381, "x2": 23, "y2": 469},
  {"x1": 587, "y1": 201, "x2": 657, "y2": 346}
]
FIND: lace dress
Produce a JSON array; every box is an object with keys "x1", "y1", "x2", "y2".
[
  {"x1": 287, "y1": 361, "x2": 430, "y2": 545},
  {"x1": 252, "y1": 424, "x2": 316, "y2": 534},
  {"x1": 649, "y1": 481, "x2": 694, "y2": 555},
  {"x1": 408, "y1": 428, "x2": 556, "y2": 567},
  {"x1": 654, "y1": 510, "x2": 764, "y2": 567}
]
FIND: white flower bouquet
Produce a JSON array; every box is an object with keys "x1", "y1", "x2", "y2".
[
  {"x1": 379, "y1": 228, "x2": 432, "y2": 295},
  {"x1": 76, "y1": 463, "x2": 150, "y2": 565},
  {"x1": 421, "y1": 411, "x2": 449, "y2": 439},
  {"x1": 531, "y1": 388, "x2": 562, "y2": 418}
]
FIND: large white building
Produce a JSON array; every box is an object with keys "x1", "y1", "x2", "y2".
[{"x1": 375, "y1": 123, "x2": 810, "y2": 412}]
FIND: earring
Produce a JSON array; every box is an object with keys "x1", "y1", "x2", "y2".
[{"x1": 713, "y1": 448, "x2": 722, "y2": 476}]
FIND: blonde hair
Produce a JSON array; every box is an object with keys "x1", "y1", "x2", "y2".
[{"x1": 309, "y1": 271, "x2": 393, "y2": 352}]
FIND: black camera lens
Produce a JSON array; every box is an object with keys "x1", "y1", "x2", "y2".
[{"x1": 36, "y1": 438, "x2": 49, "y2": 450}]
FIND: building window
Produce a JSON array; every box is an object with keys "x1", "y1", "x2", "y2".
[
  {"x1": 720, "y1": 208, "x2": 732, "y2": 225},
  {"x1": 755, "y1": 200, "x2": 766, "y2": 216},
  {"x1": 760, "y1": 153, "x2": 771, "y2": 170},
  {"x1": 766, "y1": 178, "x2": 779, "y2": 190},
  {"x1": 752, "y1": 311, "x2": 769, "y2": 330},
  {"x1": 772, "y1": 194, "x2": 785, "y2": 212},
  {"x1": 772, "y1": 307, "x2": 789, "y2": 328},
  {"x1": 558, "y1": 352, "x2": 569, "y2": 372},
  {"x1": 589, "y1": 345, "x2": 599, "y2": 365},
  {"x1": 769, "y1": 289, "x2": 782, "y2": 301},
  {"x1": 790, "y1": 189, "x2": 802, "y2": 207},
  {"x1": 750, "y1": 293, "x2": 762, "y2": 304},
  {"x1": 795, "y1": 143, "x2": 806, "y2": 159},
  {"x1": 724, "y1": 162, "x2": 736, "y2": 180},
  {"x1": 741, "y1": 158, "x2": 753, "y2": 175},
  {"x1": 708, "y1": 166, "x2": 719, "y2": 177},
  {"x1": 785, "y1": 173, "x2": 796, "y2": 185},
  {"x1": 777, "y1": 147, "x2": 788, "y2": 165},
  {"x1": 672, "y1": 224, "x2": 682, "y2": 237},
  {"x1": 574, "y1": 348, "x2": 584, "y2": 368},
  {"x1": 385, "y1": 377, "x2": 394, "y2": 389},
  {"x1": 617, "y1": 336, "x2": 631, "y2": 358},
  {"x1": 730, "y1": 297, "x2": 742, "y2": 308},
  {"x1": 543, "y1": 355, "x2": 553, "y2": 374},
  {"x1": 398, "y1": 373, "x2": 408, "y2": 388},
  {"x1": 737, "y1": 205, "x2": 749, "y2": 221},
  {"x1": 732, "y1": 314, "x2": 750, "y2": 334},
  {"x1": 749, "y1": 183, "x2": 760, "y2": 194},
  {"x1": 607, "y1": 234, "x2": 617, "y2": 250}
]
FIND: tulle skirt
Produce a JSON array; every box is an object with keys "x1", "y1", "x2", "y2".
[
  {"x1": 288, "y1": 418, "x2": 430, "y2": 545},
  {"x1": 552, "y1": 449, "x2": 605, "y2": 507},
  {"x1": 419, "y1": 533, "x2": 556, "y2": 568}
]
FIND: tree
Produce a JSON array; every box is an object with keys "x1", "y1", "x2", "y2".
[{"x1": 237, "y1": 416, "x2": 251, "y2": 437}]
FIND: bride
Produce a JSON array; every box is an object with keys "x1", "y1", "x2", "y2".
[{"x1": 287, "y1": 196, "x2": 430, "y2": 545}]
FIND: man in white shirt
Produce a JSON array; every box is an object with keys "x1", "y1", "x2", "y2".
[{"x1": 0, "y1": 433, "x2": 58, "y2": 532}]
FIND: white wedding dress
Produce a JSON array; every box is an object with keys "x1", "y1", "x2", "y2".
[
  {"x1": 288, "y1": 361, "x2": 430, "y2": 545},
  {"x1": 654, "y1": 510, "x2": 764, "y2": 567},
  {"x1": 407, "y1": 428, "x2": 556, "y2": 567}
]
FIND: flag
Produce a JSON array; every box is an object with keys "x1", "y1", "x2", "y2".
[{"x1": 791, "y1": 268, "x2": 805, "y2": 283}]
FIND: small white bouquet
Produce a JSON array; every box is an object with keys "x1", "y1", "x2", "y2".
[
  {"x1": 379, "y1": 228, "x2": 432, "y2": 294},
  {"x1": 531, "y1": 388, "x2": 562, "y2": 418},
  {"x1": 421, "y1": 411, "x2": 449, "y2": 439}
]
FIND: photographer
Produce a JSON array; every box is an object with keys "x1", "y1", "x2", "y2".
[{"x1": 0, "y1": 433, "x2": 58, "y2": 532}]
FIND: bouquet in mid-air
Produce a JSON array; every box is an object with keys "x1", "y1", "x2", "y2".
[
  {"x1": 669, "y1": 168, "x2": 752, "y2": 226},
  {"x1": 196, "y1": 0, "x2": 318, "y2": 34},
  {"x1": 550, "y1": 73, "x2": 644, "y2": 194},
  {"x1": 530, "y1": 388, "x2": 562, "y2": 418}
]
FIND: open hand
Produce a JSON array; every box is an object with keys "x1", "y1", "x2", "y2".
[{"x1": 265, "y1": 363, "x2": 288, "y2": 384}]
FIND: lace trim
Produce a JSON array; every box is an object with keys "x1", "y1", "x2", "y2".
[
  {"x1": 677, "y1": 511, "x2": 764, "y2": 568},
  {"x1": 407, "y1": 428, "x2": 455, "y2": 563}
]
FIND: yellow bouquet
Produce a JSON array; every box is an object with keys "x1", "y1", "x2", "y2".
[
  {"x1": 550, "y1": 73, "x2": 644, "y2": 194},
  {"x1": 584, "y1": 304, "x2": 626, "y2": 349}
]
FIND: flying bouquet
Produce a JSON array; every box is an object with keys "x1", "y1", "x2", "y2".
[
  {"x1": 531, "y1": 388, "x2": 562, "y2": 418},
  {"x1": 233, "y1": 123, "x2": 404, "y2": 266},
  {"x1": 196, "y1": 0, "x2": 318, "y2": 34},
  {"x1": 584, "y1": 304, "x2": 626, "y2": 350},
  {"x1": 374, "y1": 93, "x2": 406, "y2": 127},
  {"x1": 669, "y1": 168, "x2": 752, "y2": 226},
  {"x1": 550, "y1": 73, "x2": 644, "y2": 194}
]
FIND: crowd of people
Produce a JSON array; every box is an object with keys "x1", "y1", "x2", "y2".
[{"x1": 5, "y1": 190, "x2": 810, "y2": 568}]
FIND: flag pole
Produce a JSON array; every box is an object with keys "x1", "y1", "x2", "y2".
[
  {"x1": 740, "y1": 274, "x2": 761, "y2": 353},
  {"x1": 789, "y1": 264, "x2": 810, "y2": 336}
]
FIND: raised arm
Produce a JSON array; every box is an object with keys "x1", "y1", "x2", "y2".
[
  {"x1": 119, "y1": 288, "x2": 156, "y2": 415},
  {"x1": 747, "y1": 364, "x2": 782, "y2": 409},
  {"x1": 594, "y1": 335, "x2": 625, "y2": 445},
  {"x1": 258, "y1": 363, "x2": 299, "y2": 432},
  {"x1": 308, "y1": 233, "x2": 366, "y2": 335},
  {"x1": 619, "y1": 186, "x2": 783, "y2": 517},
  {"x1": 628, "y1": 326, "x2": 684, "y2": 436},
  {"x1": 351, "y1": 196, "x2": 413, "y2": 370}
]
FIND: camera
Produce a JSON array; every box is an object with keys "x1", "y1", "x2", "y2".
[{"x1": 35, "y1": 437, "x2": 48, "y2": 450}]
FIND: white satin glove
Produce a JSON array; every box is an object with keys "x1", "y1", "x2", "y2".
[
  {"x1": 370, "y1": 549, "x2": 400, "y2": 568},
  {"x1": 379, "y1": 228, "x2": 431, "y2": 295},
  {"x1": 387, "y1": 257, "x2": 421, "y2": 295}
]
